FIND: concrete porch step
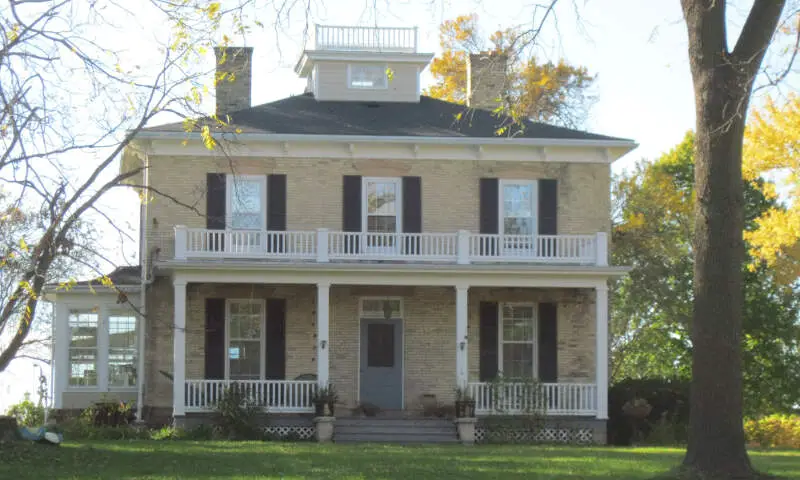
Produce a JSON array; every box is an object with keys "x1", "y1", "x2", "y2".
[{"x1": 334, "y1": 417, "x2": 459, "y2": 444}]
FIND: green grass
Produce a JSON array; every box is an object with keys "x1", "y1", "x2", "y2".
[{"x1": 1, "y1": 441, "x2": 799, "y2": 479}]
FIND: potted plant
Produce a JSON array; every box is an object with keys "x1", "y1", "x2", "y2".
[
  {"x1": 324, "y1": 384, "x2": 339, "y2": 416},
  {"x1": 454, "y1": 386, "x2": 476, "y2": 418},
  {"x1": 313, "y1": 385, "x2": 338, "y2": 417},
  {"x1": 312, "y1": 387, "x2": 327, "y2": 417}
]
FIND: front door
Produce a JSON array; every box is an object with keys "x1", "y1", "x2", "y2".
[{"x1": 360, "y1": 319, "x2": 403, "y2": 410}]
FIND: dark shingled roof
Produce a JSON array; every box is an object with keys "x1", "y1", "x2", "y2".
[
  {"x1": 144, "y1": 93, "x2": 631, "y2": 142},
  {"x1": 73, "y1": 265, "x2": 142, "y2": 287}
]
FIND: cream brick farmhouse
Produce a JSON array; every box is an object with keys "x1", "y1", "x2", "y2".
[{"x1": 46, "y1": 25, "x2": 635, "y2": 444}]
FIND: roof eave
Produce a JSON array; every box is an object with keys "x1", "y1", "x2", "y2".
[{"x1": 133, "y1": 130, "x2": 638, "y2": 151}]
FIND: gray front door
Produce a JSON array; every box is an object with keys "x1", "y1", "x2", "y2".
[{"x1": 360, "y1": 319, "x2": 402, "y2": 410}]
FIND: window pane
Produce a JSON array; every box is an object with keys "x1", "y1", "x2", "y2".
[
  {"x1": 367, "y1": 182, "x2": 397, "y2": 215},
  {"x1": 350, "y1": 65, "x2": 387, "y2": 88},
  {"x1": 231, "y1": 178, "x2": 263, "y2": 229},
  {"x1": 69, "y1": 349, "x2": 97, "y2": 386},
  {"x1": 108, "y1": 314, "x2": 137, "y2": 387},
  {"x1": 503, "y1": 184, "x2": 533, "y2": 217},
  {"x1": 502, "y1": 343, "x2": 534, "y2": 379},
  {"x1": 229, "y1": 340, "x2": 261, "y2": 379},
  {"x1": 69, "y1": 312, "x2": 98, "y2": 386},
  {"x1": 503, "y1": 217, "x2": 533, "y2": 236},
  {"x1": 361, "y1": 299, "x2": 401, "y2": 318},
  {"x1": 367, "y1": 216, "x2": 397, "y2": 234},
  {"x1": 367, "y1": 323, "x2": 394, "y2": 367},
  {"x1": 502, "y1": 305, "x2": 535, "y2": 342}
]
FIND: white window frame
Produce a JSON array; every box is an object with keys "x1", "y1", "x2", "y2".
[
  {"x1": 362, "y1": 177, "x2": 402, "y2": 253},
  {"x1": 498, "y1": 179, "x2": 538, "y2": 237},
  {"x1": 106, "y1": 310, "x2": 139, "y2": 389},
  {"x1": 65, "y1": 306, "x2": 139, "y2": 392},
  {"x1": 347, "y1": 63, "x2": 389, "y2": 90},
  {"x1": 224, "y1": 298, "x2": 266, "y2": 381},
  {"x1": 497, "y1": 302, "x2": 538, "y2": 380},
  {"x1": 67, "y1": 310, "x2": 100, "y2": 389},
  {"x1": 225, "y1": 174, "x2": 267, "y2": 231}
]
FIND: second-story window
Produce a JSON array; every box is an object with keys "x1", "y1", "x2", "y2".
[
  {"x1": 500, "y1": 180, "x2": 537, "y2": 237},
  {"x1": 227, "y1": 175, "x2": 266, "y2": 230},
  {"x1": 348, "y1": 64, "x2": 388, "y2": 89},
  {"x1": 364, "y1": 177, "x2": 401, "y2": 251}
]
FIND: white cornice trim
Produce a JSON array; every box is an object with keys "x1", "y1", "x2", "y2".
[
  {"x1": 296, "y1": 50, "x2": 435, "y2": 76},
  {"x1": 159, "y1": 260, "x2": 629, "y2": 289}
]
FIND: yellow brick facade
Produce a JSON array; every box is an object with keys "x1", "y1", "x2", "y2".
[
  {"x1": 142, "y1": 155, "x2": 610, "y2": 259},
  {"x1": 143, "y1": 283, "x2": 596, "y2": 411}
]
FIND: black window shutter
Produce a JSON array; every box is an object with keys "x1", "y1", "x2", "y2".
[
  {"x1": 204, "y1": 298, "x2": 226, "y2": 380},
  {"x1": 479, "y1": 301, "x2": 499, "y2": 381},
  {"x1": 538, "y1": 179, "x2": 558, "y2": 235},
  {"x1": 265, "y1": 298, "x2": 286, "y2": 380},
  {"x1": 207, "y1": 173, "x2": 226, "y2": 229},
  {"x1": 267, "y1": 174, "x2": 287, "y2": 231},
  {"x1": 266, "y1": 174, "x2": 287, "y2": 253},
  {"x1": 342, "y1": 175, "x2": 362, "y2": 253},
  {"x1": 479, "y1": 178, "x2": 499, "y2": 255},
  {"x1": 402, "y1": 176, "x2": 421, "y2": 254},
  {"x1": 538, "y1": 302, "x2": 558, "y2": 382}
]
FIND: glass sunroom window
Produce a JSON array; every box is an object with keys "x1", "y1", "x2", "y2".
[{"x1": 69, "y1": 311, "x2": 98, "y2": 386}]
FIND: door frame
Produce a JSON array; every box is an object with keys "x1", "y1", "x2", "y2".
[{"x1": 356, "y1": 297, "x2": 405, "y2": 409}]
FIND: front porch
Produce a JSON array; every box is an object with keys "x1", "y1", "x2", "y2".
[{"x1": 164, "y1": 266, "x2": 611, "y2": 429}]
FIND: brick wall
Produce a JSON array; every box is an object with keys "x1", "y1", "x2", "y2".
[
  {"x1": 143, "y1": 283, "x2": 596, "y2": 411},
  {"x1": 143, "y1": 155, "x2": 610, "y2": 260}
]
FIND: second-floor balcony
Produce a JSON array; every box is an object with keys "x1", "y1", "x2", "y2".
[{"x1": 173, "y1": 227, "x2": 609, "y2": 266}]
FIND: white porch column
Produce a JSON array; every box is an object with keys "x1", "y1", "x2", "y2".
[
  {"x1": 52, "y1": 302, "x2": 70, "y2": 409},
  {"x1": 172, "y1": 280, "x2": 187, "y2": 417},
  {"x1": 316, "y1": 281, "x2": 331, "y2": 387},
  {"x1": 595, "y1": 282, "x2": 609, "y2": 420},
  {"x1": 455, "y1": 285, "x2": 469, "y2": 388}
]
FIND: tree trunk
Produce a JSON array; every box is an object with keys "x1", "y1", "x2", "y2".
[
  {"x1": 679, "y1": 1, "x2": 787, "y2": 478},
  {"x1": 684, "y1": 70, "x2": 752, "y2": 476}
]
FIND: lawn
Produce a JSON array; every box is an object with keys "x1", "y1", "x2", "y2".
[{"x1": 1, "y1": 441, "x2": 799, "y2": 479}]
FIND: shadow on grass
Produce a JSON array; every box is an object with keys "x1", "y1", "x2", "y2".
[{"x1": 0, "y1": 442, "x2": 797, "y2": 480}]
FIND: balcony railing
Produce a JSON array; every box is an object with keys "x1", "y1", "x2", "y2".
[
  {"x1": 314, "y1": 24, "x2": 418, "y2": 53},
  {"x1": 468, "y1": 382, "x2": 598, "y2": 416},
  {"x1": 174, "y1": 227, "x2": 609, "y2": 266},
  {"x1": 185, "y1": 379, "x2": 316, "y2": 413}
]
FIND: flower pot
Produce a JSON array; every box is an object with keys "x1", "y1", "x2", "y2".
[{"x1": 455, "y1": 400, "x2": 476, "y2": 418}]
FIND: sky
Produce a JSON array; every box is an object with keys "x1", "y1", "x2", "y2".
[{"x1": 2, "y1": 0, "x2": 795, "y2": 413}]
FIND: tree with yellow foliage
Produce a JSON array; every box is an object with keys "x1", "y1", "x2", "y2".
[
  {"x1": 425, "y1": 14, "x2": 595, "y2": 128},
  {"x1": 744, "y1": 94, "x2": 800, "y2": 283}
]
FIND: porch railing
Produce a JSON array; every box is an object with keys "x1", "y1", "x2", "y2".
[
  {"x1": 315, "y1": 25, "x2": 418, "y2": 53},
  {"x1": 174, "y1": 227, "x2": 608, "y2": 266},
  {"x1": 184, "y1": 379, "x2": 316, "y2": 413},
  {"x1": 468, "y1": 382, "x2": 597, "y2": 416}
]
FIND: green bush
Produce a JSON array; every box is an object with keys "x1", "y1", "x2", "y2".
[
  {"x1": 150, "y1": 424, "x2": 214, "y2": 441},
  {"x1": 745, "y1": 414, "x2": 800, "y2": 448},
  {"x1": 83, "y1": 401, "x2": 135, "y2": 427},
  {"x1": 212, "y1": 384, "x2": 262, "y2": 440},
  {"x1": 608, "y1": 377, "x2": 689, "y2": 446},
  {"x1": 5, "y1": 397, "x2": 45, "y2": 427}
]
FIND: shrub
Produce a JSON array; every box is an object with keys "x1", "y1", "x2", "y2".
[
  {"x1": 608, "y1": 377, "x2": 689, "y2": 446},
  {"x1": 5, "y1": 397, "x2": 44, "y2": 427},
  {"x1": 150, "y1": 424, "x2": 214, "y2": 441},
  {"x1": 212, "y1": 383, "x2": 262, "y2": 440},
  {"x1": 745, "y1": 414, "x2": 800, "y2": 448},
  {"x1": 83, "y1": 401, "x2": 135, "y2": 427}
]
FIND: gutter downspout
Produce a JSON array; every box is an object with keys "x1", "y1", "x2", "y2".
[{"x1": 135, "y1": 150, "x2": 152, "y2": 423}]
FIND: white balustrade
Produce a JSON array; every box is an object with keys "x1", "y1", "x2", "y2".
[
  {"x1": 469, "y1": 234, "x2": 597, "y2": 264},
  {"x1": 315, "y1": 25, "x2": 418, "y2": 53},
  {"x1": 184, "y1": 379, "x2": 317, "y2": 413},
  {"x1": 173, "y1": 228, "x2": 606, "y2": 265},
  {"x1": 328, "y1": 231, "x2": 458, "y2": 261},
  {"x1": 468, "y1": 382, "x2": 597, "y2": 416}
]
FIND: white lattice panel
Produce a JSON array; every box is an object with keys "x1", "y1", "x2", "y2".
[
  {"x1": 475, "y1": 426, "x2": 595, "y2": 444},
  {"x1": 263, "y1": 425, "x2": 315, "y2": 440}
]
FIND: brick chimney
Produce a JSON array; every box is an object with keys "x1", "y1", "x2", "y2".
[
  {"x1": 214, "y1": 47, "x2": 253, "y2": 116},
  {"x1": 466, "y1": 52, "x2": 508, "y2": 110}
]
